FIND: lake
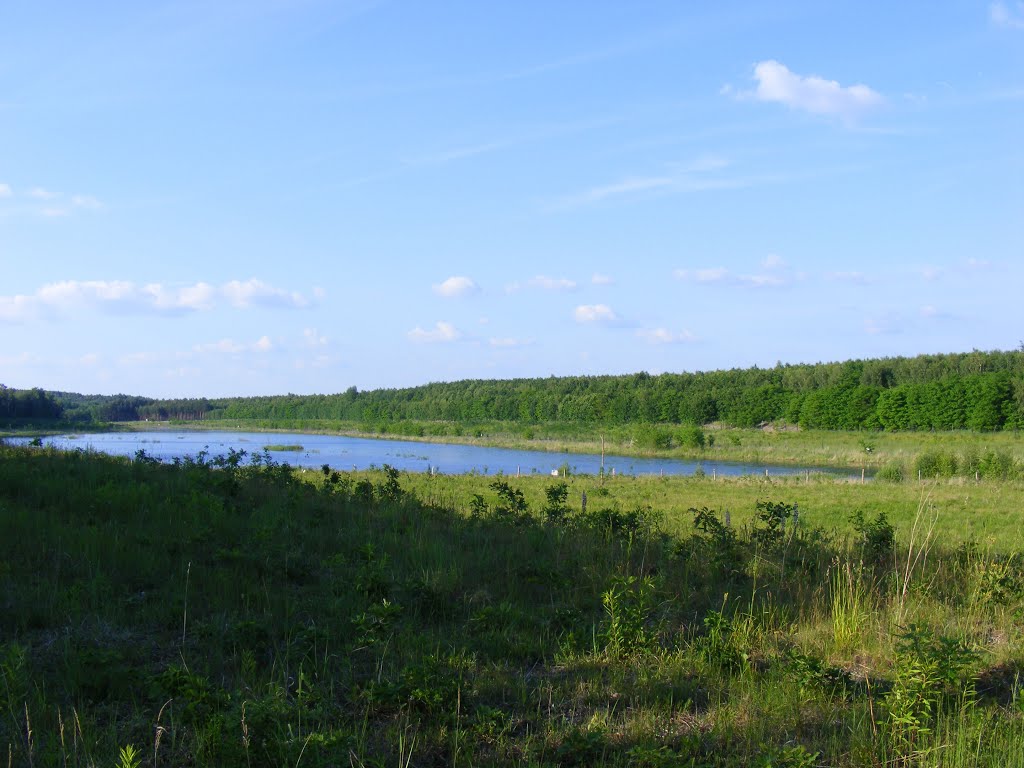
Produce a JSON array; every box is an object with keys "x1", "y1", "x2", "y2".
[{"x1": 6, "y1": 430, "x2": 859, "y2": 478}]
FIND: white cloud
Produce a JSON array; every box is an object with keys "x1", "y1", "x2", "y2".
[
  {"x1": 578, "y1": 175, "x2": 674, "y2": 203},
  {"x1": 865, "y1": 312, "x2": 902, "y2": 335},
  {"x1": 673, "y1": 267, "x2": 729, "y2": 283},
  {"x1": 489, "y1": 336, "x2": 533, "y2": 348},
  {"x1": 408, "y1": 321, "x2": 462, "y2": 343},
  {"x1": 170, "y1": 282, "x2": 217, "y2": 310},
  {"x1": 303, "y1": 328, "x2": 329, "y2": 347},
  {"x1": 0, "y1": 184, "x2": 103, "y2": 217},
  {"x1": 506, "y1": 275, "x2": 578, "y2": 293},
  {"x1": 165, "y1": 366, "x2": 202, "y2": 380},
  {"x1": 965, "y1": 257, "x2": 992, "y2": 270},
  {"x1": 71, "y1": 195, "x2": 103, "y2": 210},
  {"x1": 696, "y1": 267, "x2": 729, "y2": 283},
  {"x1": 674, "y1": 265, "x2": 789, "y2": 288},
  {"x1": 761, "y1": 254, "x2": 786, "y2": 270},
  {"x1": 0, "y1": 278, "x2": 313, "y2": 322},
  {"x1": 574, "y1": 304, "x2": 617, "y2": 323},
  {"x1": 827, "y1": 271, "x2": 875, "y2": 285},
  {"x1": 737, "y1": 273, "x2": 785, "y2": 287},
  {"x1": 557, "y1": 156, "x2": 747, "y2": 209},
  {"x1": 742, "y1": 60, "x2": 883, "y2": 120},
  {"x1": 530, "y1": 275, "x2": 577, "y2": 291},
  {"x1": 194, "y1": 338, "x2": 245, "y2": 354},
  {"x1": 0, "y1": 352, "x2": 36, "y2": 367},
  {"x1": 591, "y1": 273, "x2": 614, "y2": 285},
  {"x1": 193, "y1": 335, "x2": 274, "y2": 355},
  {"x1": 991, "y1": 1, "x2": 1024, "y2": 28},
  {"x1": 223, "y1": 278, "x2": 310, "y2": 308},
  {"x1": 637, "y1": 327, "x2": 697, "y2": 344},
  {"x1": 433, "y1": 275, "x2": 479, "y2": 298}
]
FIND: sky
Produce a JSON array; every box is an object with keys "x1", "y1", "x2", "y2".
[{"x1": 1, "y1": 1, "x2": 1022, "y2": 398}]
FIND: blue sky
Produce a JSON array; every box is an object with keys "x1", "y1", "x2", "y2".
[{"x1": 2, "y1": 1, "x2": 1022, "y2": 397}]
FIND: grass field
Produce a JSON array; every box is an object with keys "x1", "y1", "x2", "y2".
[{"x1": 2, "y1": 443, "x2": 1024, "y2": 766}]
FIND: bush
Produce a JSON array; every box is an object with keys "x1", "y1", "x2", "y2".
[
  {"x1": 914, "y1": 450, "x2": 958, "y2": 479},
  {"x1": 634, "y1": 425, "x2": 672, "y2": 451},
  {"x1": 979, "y1": 450, "x2": 1016, "y2": 480},
  {"x1": 850, "y1": 510, "x2": 895, "y2": 565},
  {"x1": 676, "y1": 425, "x2": 706, "y2": 450},
  {"x1": 876, "y1": 461, "x2": 905, "y2": 483}
]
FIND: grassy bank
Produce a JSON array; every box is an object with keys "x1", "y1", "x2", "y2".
[
  {"x1": 2, "y1": 444, "x2": 1024, "y2": 766},
  {"x1": 399, "y1": 471, "x2": 1024, "y2": 552}
]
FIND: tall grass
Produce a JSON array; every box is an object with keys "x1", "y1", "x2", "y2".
[{"x1": 2, "y1": 443, "x2": 1023, "y2": 766}]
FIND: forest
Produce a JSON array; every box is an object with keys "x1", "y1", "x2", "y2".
[{"x1": 10, "y1": 348, "x2": 1020, "y2": 433}]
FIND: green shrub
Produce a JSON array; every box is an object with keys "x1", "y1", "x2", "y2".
[
  {"x1": 850, "y1": 510, "x2": 895, "y2": 565},
  {"x1": 542, "y1": 482, "x2": 571, "y2": 522},
  {"x1": 914, "y1": 450, "x2": 958, "y2": 478},
  {"x1": 634, "y1": 424, "x2": 673, "y2": 451},
  {"x1": 876, "y1": 461, "x2": 905, "y2": 483},
  {"x1": 676, "y1": 424, "x2": 706, "y2": 450},
  {"x1": 979, "y1": 450, "x2": 1016, "y2": 480},
  {"x1": 601, "y1": 575, "x2": 660, "y2": 657}
]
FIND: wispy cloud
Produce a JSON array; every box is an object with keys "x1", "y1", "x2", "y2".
[
  {"x1": 411, "y1": 115, "x2": 629, "y2": 170},
  {"x1": 194, "y1": 335, "x2": 274, "y2": 355},
  {"x1": 827, "y1": 271, "x2": 875, "y2": 285},
  {"x1": 576, "y1": 175, "x2": 674, "y2": 204},
  {"x1": 222, "y1": 279, "x2": 311, "y2": 309},
  {"x1": 71, "y1": 195, "x2": 102, "y2": 210},
  {"x1": 0, "y1": 278, "x2": 315, "y2": 322},
  {"x1": 591, "y1": 273, "x2": 614, "y2": 285},
  {"x1": 991, "y1": 1, "x2": 1024, "y2": 28},
  {"x1": 414, "y1": 141, "x2": 511, "y2": 165},
  {"x1": 408, "y1": 321, "x2": 462, "y2": 343},
  {"x1": 729, "y1": 60, "x2": 883, "y2": 121},
  {"x1": 433, "y1": 275, "x2": 479, "y2": 298},
  {"x1": 636, "y1": 327, "x2": 697, "y2": 344},
  {"x1": 117, "y1": 328, "x2": 330, "y2": 371},
  {"x1": 918, "y1": 258, "x2": 994, "y2": 284},
  {"x1": 674, "y1": 266, "x2": 788, "y2": 288},
  {"x1": 574, "y1": 304, "x2": 617, "y2": 323},
  {"x1": 0, "y1": 184, "x2": 104, "y2": 217},
  {"x1": 302, "y1": 328, "x2": 329, "y2": 347},
  {"x1": 674, "y1": 267, "x2": 729, "y2": 284},
  {"x1": 506, "y1": 275, "x2": 578, "y2": 293},
  {"x1": 489, "y1": 336, "x2": 533, "y2": 348},
  {"x1": 553, "y1": 155, "x2": 752, "y2": 208},
  {"x1": 531, "y1": 275, "x2": 576, "y2": 291},
  {"x1": 919, "y1": 305, "x2": 957, "y2": 321},
  {"x1": 865, "y1": 312, "x2": 903, "y2": 335}
]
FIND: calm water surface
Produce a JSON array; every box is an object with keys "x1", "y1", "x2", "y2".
[{"x1": 9, "y1": 430, "x2": 858, "y2": 478}]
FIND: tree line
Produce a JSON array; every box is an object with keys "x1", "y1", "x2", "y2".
[
  {"x1": 0, "y1": 385, "x2": 64, "y2": 421},
  {"x1": 26, "y1": 348, "x2": 1024, "y2": 432},
  {"x1": 199, "y1": 349, "x2": 1024, "y2": 431}
]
